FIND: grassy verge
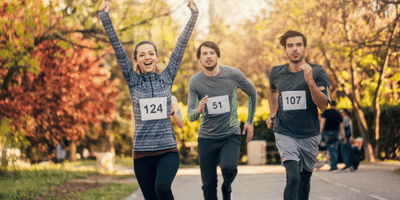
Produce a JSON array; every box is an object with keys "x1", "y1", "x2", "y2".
[
  {"x1": 0, "y1": 167, "x2": 94, "y2": 199},
  {"x1": 115, "y1": 156, "x2": 134, "y2": 167},
  {"x1": 0, "y1": 162, "x2": 139, "y2": 200},
  {"x1": 69, "y1": 183, "x2": 139, "y2": 200},
  {"x1": 67, "y1": 157, "x2": 133, "y2": 168},
  {"x1": 1, "y1": 157, "x2": 199, "y2": 199}
]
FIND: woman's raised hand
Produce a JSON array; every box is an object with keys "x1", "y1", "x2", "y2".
[
  {"x1": 99, "y1": 0, "x2": 111, "y2": 12},
  {"x1": 187, "y1": 0, "x2": 196, "y2": 12}
]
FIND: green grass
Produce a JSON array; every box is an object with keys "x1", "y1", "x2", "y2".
[
  {"x1": 115, "y1": 174, "x2": 134, "y2": 180},
  {"x1": 0, "y1": 157, "x2": 199, "y2": 199},
  {"x1": 115, "y1": 157, "x2": 133, "y2": 167},
  {"x1": 0, "y1": 168, "x2": 94, "y2": 199},
  {"x1": 0, "y1": 161, "x2": 140, "y2": 200},
  {"x1": 69, "y1": 183, "x2": 139, "y2": 200},
  {"x1": 67, "y1": 157, "x2": 133, "y2": 167},
  {"x1": 179, "y1": 162, "x2": 198, "y2": 168}
]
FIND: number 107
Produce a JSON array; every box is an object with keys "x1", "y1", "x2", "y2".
[{"x1": 285, "y1": 96, "x2": 301, "y2": 104}]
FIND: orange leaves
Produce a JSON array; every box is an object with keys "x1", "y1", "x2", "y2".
[
  {"x1": 0, "y1": 37, "x2": 120, "y2": 155},
  {"x1": 56, "y1": 110, "x2": 63, "y2": 116}
]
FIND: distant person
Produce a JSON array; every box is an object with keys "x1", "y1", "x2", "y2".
[
  {"x1": 339, "y1": 108, "x2": 353, "y2": 171},
  {"x1": 187, "y1": 41, "x2": 257, "y2": 200},
  {"x1": 320, "y1": 101, "x2": 345, "y2": 172},
  {"x1": 266, "y1": 30, "x2": 330, "y2": 200},
  {"x1": 347, "y1": 137, "x2": 362, "y2": 171},
  {"x1": 98, "y1": 0, "x2": 198, "y2": 199},
  {"x1": 56, "y1": 140, "x2": 67, "y2": 164}
]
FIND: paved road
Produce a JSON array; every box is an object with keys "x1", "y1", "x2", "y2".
[{"x1": 124, "y1": 162, "x2": 400, "y2": 200}]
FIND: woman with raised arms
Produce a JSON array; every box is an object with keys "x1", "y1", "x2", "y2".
[{"x1": 99, "y1": 1, "x2": 198, "y2": 199}]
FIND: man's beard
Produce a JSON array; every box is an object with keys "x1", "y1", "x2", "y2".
[
  {"x1": 289, "y1": 55, "x2": 304, "y2": 64},
  {"x1": 203, "y1": 63, "x2": 218, "y2": 71}
]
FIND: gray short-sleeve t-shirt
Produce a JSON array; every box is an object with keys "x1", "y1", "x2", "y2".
[{"x1": 269, "y1": 62, "x2": 329, "y2": 138}]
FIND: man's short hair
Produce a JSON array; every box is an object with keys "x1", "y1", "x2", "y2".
[
  {"x1": 196, "y1": 41, "x2": 220, "y2": 59},
  {"x1": 279, "y1": 30, "x2": 307, "y2": 48}
]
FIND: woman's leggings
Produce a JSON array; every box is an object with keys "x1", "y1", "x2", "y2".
[
  {"x1": 134, "y1": 152, "x2": 180, "y2": 200},
  {"x1": 283, "y1": 160, "x2": 313, "y2": 200}
]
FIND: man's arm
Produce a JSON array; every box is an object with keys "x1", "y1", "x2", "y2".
[
  {"x1": 320, "y1": 117, "x2": 326, "y2": 133},
  {"x1": 234, "y1": 68, "x2": 257, "y2": 143},
  {"x1": 187, "y1": 79, "x2": 205, "y2": 122},
  {"x1": 300, "y1": 64, "x2": 328, "y2": 112},
  {"x1": 339, "y1": 122, "x2": 346, "y2": 143},
  {"x1": 266, "y1": 86, "x2": 279, "y2": 129}
]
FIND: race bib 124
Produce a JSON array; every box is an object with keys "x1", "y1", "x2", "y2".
[{"x1": 139, "y1": 97, "x2": 167, "y2": 121}]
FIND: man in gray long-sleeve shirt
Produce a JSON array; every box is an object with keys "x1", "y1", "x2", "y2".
[{"x1": 187, "y1": 41, "x2": 257, "y2": 200}]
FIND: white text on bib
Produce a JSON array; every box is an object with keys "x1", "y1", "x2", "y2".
[
  {"x1": 139, "y1": 97, "x2": 167, "y2": 121},
  {"x1": 206, "y1": 95, "x2": 231, "y2": 114},
  {"x1": 281, "y1": 91, "x2": 307, "y2": 111}
]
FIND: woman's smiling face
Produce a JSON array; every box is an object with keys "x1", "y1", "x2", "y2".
[{"x1": 135, "y1": 43, "x2": 159, "y2": 74}]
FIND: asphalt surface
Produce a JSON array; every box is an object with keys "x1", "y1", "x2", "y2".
[{"x1": 123, "y1": 162, "x2": 400, "y2": 200}]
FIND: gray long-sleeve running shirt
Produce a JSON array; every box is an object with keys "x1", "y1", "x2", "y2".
[{"x1": 187, "y1": 66, "x2": 257, "y2": 139}]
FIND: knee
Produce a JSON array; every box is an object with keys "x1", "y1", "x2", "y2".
[
  {"x1": 287, "y1": 172, "x2": 301, "y2": 184},
  {"x1": 202, "y1": 182, "x2": 217, "y2": 191},
  {"x1": 155, "y1": 182, "x2": 171, "y2": 196},
  {"x1": 220, "y1": 165, "x2": 237, "y2": 176}
]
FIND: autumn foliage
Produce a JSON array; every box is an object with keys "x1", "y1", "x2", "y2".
[{"x1": 0, "y1": 38, "x2": 119, "y2": 161}]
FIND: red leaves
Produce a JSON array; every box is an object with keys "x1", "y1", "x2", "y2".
[{"x1": 0, "y1": 38, "x2": 120, "y2": 155}]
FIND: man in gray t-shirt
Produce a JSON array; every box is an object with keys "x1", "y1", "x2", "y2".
[
  {"x1": 188, "y1": 41, "x2": 257, "y2": 200},
  {"x1": 266, "y1": 30, "x2": 330, "y2": 200}
]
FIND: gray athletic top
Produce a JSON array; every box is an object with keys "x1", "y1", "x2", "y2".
[
  {"x1": 187, "y1": 66, "x2": 257, "y2": 139},
  {"x1": 99, "y1": 9, "x2": 198, "y2": 151},
  {"x1": 342, "y1": 117, "x2": 353, "y2": 140},
  {"x1": 269, "y1": 62, "x2": 329, "y2": 139}
]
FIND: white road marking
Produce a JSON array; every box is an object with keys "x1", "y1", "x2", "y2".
[
  {"x1": 368, "y1": 194, "x2": 388, "y2": 200},
  {"x1": 349, "y1": 187, "x2": 361, "y2": 193},
  {"x1": 314, "y1": 174, "x2": 388, "y2": 200}
]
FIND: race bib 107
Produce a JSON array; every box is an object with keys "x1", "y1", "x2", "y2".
[
  {"x1": 281, "y1": 91, "x2": 307, "y2": 111},
  {"x1": 139, "y1": 97, "x2": 167, "y2": 121}
]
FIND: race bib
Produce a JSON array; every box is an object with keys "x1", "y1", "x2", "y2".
[
  {"x1": 139, "y1": 97, "x2": 167, "y2": 121},
  {"x1": 281, "y1": 91, "x2": 307, "y2": 111},
  {"x1": 206, "y1": 95, "x2": 231, "y2": 114}
]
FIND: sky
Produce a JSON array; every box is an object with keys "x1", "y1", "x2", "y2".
[{"x1": 166, "y1": 0, "x2": 271, "y2": 35}]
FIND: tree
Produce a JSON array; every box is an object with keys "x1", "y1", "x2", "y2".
[
  {"x1": 309, "y1": 0, "x2": 400, "y2": 161},
  {"x1": 0, "y1": 37, "x2": 119, "y2": 162}
]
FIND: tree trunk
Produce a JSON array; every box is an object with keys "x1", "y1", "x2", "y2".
[
  {"x1": 1, "y1": 67, "x2": 17, "y2": 90},
  {"x1": 373, "y1": 97, "x2": 381, "y2": 159},
  {"x1": 350, "y1": 60, "x2": 376, "y2": 162},
  {"x1": 69, "y1": 141, "x2": 77, "y2": 162},
  {"x1": 372, "y1": 20, "x2": 395, "y2": 158},
  {"x1": 101, "y1": 122, "x2": 114, "y2": 153},
  {"x1": 107, "y1": 129, "x2": 115, "y2": 154}
]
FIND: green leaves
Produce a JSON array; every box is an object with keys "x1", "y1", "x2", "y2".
[{"x1": 0, "y1": 117, "x2": 31, "y2": 151}]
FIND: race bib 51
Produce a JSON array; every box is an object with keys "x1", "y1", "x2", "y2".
[{"x1": 206, "y1": 95, "x2": 231, "y2": 114}]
